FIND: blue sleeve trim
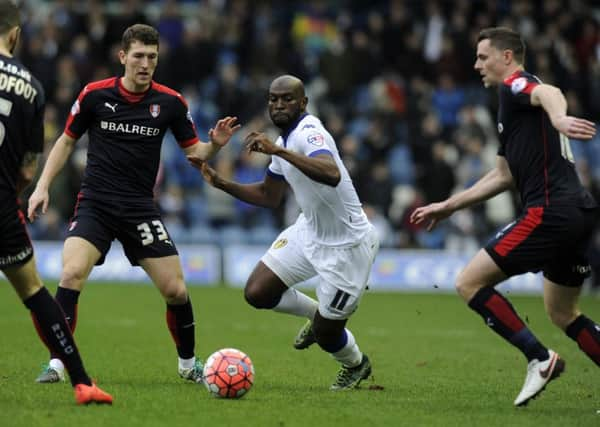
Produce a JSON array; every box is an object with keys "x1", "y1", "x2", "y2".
[
  {"x1": 266, "y1": 169, "x2": 285, "y2": 180},
  {"x1": 308, "y1": 149, "x2": 333, "y2": 158}
]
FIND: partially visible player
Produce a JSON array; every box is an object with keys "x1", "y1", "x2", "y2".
[
  {"x1": 27, "y1": 23, "x2": 239, "y2": 383},
  {"x1": 0, "y1": 0, "x2": 111, "y2": 404},
  {"x1": 189, "y1": 75, "x2": 379, "y2": 390},
  {"x1": 411, "y1": 27, "x2": 599, "y2": 406}
]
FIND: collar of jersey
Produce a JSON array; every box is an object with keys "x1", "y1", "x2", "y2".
[
  {"x1": 503, "y1": 69, "x2": 525, "y2": 85},
  {"x1": 117, "y1": 77, "x2": 152, "y2": 103},
  {"x1": 281, "y1": 113, "x2": 308, "y2": 147}
]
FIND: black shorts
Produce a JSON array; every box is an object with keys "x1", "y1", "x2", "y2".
[
  {"x1": 67, "y1": 196, "x2": 178, "y2": 266},
  {"x1": 485, "y1": 205, "x2": 598, "y2": 287},
  {"x1": 0, "y1": 201, "x2": 34, "y2": 269}
]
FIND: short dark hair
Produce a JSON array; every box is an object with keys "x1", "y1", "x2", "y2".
[
  {"x1": 478, "y1": 27, "x2": 526, "y2": 64},
  {"x1": 121, "y1": 24, "x2": 159, "y2": 52},
  {"x1": 0, "y1": 0, "x2": 20, "y2": 35}
]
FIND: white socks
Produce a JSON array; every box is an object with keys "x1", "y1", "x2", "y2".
[
  {"x1": 273, "y1": 288, "x2": 318, "y2": 319},
  {"x1": 178, "y1": 356, "x2": 195, "y2": 370},
  {"x1": 332, "y1": 329, "x2": 362, "y2": 368},
  {"x1": 49, "y1": 358, "x2": 65, "y2": 373},
  {"x1": 272, "y1": 288, "x2": 362, "y2": 367}
]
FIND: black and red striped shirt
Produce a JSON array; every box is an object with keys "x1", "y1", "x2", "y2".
[
  {"x1": 497, "y1": 70, "x2": 596, "y2": 208},
  {"x1": 65, "y1": 77, "x2": 199, "y2": 201}
]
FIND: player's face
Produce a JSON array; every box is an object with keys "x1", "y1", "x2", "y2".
[
  {"x1": 120, "y1": 41, "x2": 158, "y2": 91},
  {"x1": 268, "y1": 89, "x2": 305, "y2": 129},
  {"x1": 474, "y1": 39, "x2": 506, "y2": 88}
]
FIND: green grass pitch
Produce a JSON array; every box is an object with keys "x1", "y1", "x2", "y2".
[{"x1": 0, "y1": 281, "x2": 598, "y2": 427}]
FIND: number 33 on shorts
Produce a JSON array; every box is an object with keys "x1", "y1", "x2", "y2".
[{"x1": 137, "y1": 220, "x2": 170, "y2": 246}]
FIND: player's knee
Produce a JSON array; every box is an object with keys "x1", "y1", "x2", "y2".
[
  {"x1": 243, "y1": 282, "x2": 277, "y2": 309},
  {"x1": 60, "y1": 266, "x2": 87, "y2": 290},
  {"x1": 160, "y1": 280, "x2": 187, "y2": 304},
  {"x1": 455, "y1": 273, "x2": 474, "y2": 302},
  {"x1": 455, "y1": 269, "x2": 488, "y2": 302},
  {"x1": 7, "y1": 268, "x2": 43, "y2": 300},
  {"x1": 546, "y1": 306, "x2": 577, "y2": 331}
]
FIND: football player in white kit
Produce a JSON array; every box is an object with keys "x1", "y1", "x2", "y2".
[{"x1": 188, "y1": 75, "x2": 379, "y2": 390}]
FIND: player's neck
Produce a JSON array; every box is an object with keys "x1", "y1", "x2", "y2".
[
  {"x1": 0, "y1": 30, "x2": 17, "y2": 57},
  {"x1": 502, "y1": 65, "x2": 524, "y2": 81},
  {"x1": 0, "y1": 44, "x2": 12, "y2": 57},
  {"x1": 120, "y1": 76, "x2": 150, "y2": 94}
]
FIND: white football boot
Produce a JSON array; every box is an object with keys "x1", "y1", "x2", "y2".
[
  {"x1": 514, "y1": 349, "x2": 565, "y2": 406},
  {"x1": 178, "y1": 358, "x2": 204, "y2": 383}
]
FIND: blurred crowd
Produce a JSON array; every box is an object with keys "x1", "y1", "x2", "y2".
[{"x1": 15, "y1": 0, "x2": 600, "y2": 286}]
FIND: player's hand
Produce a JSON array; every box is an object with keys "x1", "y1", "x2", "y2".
[
  {"x1": 552, "y1": 116, "x2": 596, "y2": 140},
  {"x1": 409, "y1": 201, "x2": 453, "y2": 231},
  {"x1": 209, "y1": 116, "x2": 241, "y2": 147},
  {"x1": 244, "y1": 132, "x2": 279, "y2": 155},
  {"x1": 187, "y1": 156, "x2": 219, "y2": 187},
  {"x1": 27, "y1": 187, "x2": 49, "y2": 222}
]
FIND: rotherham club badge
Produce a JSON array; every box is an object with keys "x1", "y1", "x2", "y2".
[
  {"x1": 510, "y1": 77, "x2": 527, "y2": 94},
  {"x1": 149, "y1": 104, "x2": 160, "y2": 118},
  {"x1": 70, "y1": 99, "x2": 80, "y2": 116}
]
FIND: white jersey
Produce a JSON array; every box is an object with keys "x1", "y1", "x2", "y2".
[{"x1": 267, "y1": 114, "x2": 370, "y2": 247}]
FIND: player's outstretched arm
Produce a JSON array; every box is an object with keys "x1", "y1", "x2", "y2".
[
  {"x1": 27, "y1": 133, "x2": 77, "y2": 221},
  {"x1": 187, "y1": 116, "x2": 241, "y2": 161},
  {"x1": 531, "y1": 84, "x2": 596, "y2": 140},
  {"x1": 410, "y1": 156, "x2": 513, "y2": 231},
  {"x1": 187, "y1": 156, "x2": 287, "y2": 209}
]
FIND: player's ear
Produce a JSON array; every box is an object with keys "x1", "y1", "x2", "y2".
[
  {"x1": 503, "y1": 49, "x2": 513, "y2": 65},
  {"x1": 7, "y1": 26, "x2": 20, "y2": 54},
  {"x1": 118, "y1": 49, "x2": 127, "y2": 65}
]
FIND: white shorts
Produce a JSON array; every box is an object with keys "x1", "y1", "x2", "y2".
[{"x1": 261, "y1": 222, "x2": 379, "y2": 320}]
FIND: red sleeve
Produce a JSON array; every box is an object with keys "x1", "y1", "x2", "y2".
[
  {"x1": 64, "y1": 89, "x2": 89, "y2": 138},
  {"x1": 172, "y1": 95, "x2": 200, "y2": 147},
  {"x1": 503, "y1": 73, "x2": 539, "y2": 106},
  {"x1": 64, "y1": 78, "x2": 116, "y2": 138},
  {"x1": 152, "y1": 83, "x2": 200, "y2": 147}
]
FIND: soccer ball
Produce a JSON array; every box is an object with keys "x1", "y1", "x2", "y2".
[{"x1": 203, "y1": 348, "x2": 254, "y2": 398}]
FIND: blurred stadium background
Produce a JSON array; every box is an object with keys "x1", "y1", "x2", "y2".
[{"x1": 15, "y1": 0, "x2": 600, "y2": 292}]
